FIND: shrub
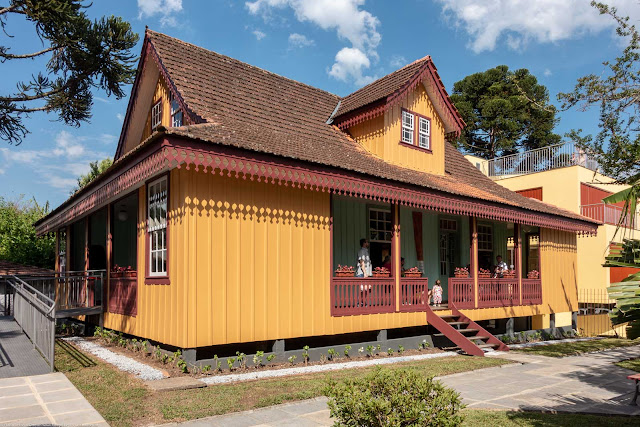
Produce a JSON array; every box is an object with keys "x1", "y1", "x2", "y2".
[
  {"x1": 327, "y1": 348, "x2": 337, "y2": 361},
  {"x1": 253, "y1": 351, "x2": 264, "y2": 367},
  {"x1": 344, "y1": 345, "x2": 352, "y2": 357},
  {"x1": 288, "y1": 355, "x2": 297, "y2": 365},
  {"x1": 236, "y1": 351, "x2": 247, "y2": 369},
  {"x1": 302, "y1": 346, "x2": 310, "y2": 363},
  {"x1": 325, "y1": 367, "x2": 464, "y2": 426},
  {"x1": 397, "y1": 345, "x2": 404, "y2": 354},
  {"x1": 266, "y1": 354, "x2": 276, "y2": 363},
  {"x1": 213, "y1": 355, "x2": 221, "y2": 371}
]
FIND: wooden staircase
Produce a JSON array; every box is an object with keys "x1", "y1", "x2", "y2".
[{"x1": 426, "y1": 305, "x2": 509, "y2": 356}]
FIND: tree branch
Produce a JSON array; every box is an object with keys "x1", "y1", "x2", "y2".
[
  {"x1": 0, "y1": 4, "x2": 19, "y2": 15},
  {"x1": 9, "y1": 105, "x2": 49, "y2": 113},
  {"x1": 0, "y1": 86, "x2": 63, "y2": 102},
  {"x1": 0, "y1": 45, "x2": 57, "y2": 59}
]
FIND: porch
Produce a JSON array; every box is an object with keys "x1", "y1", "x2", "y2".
[{"x1": 330, "y1": 195, "x2": 542, "y2": 316}]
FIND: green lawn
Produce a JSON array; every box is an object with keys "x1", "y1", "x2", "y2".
[
  {"x1": 463, "y1": 409, "x2": 639, "y2": 426},
  {"x1": 512, "y1": 338, "x2": 640, "y2": 357},
  {"x1": 615, "y1": 358, "x2": 640, "y2": 372},
  {"x1": 55, "y1": 340, "x2": 511, "y2": 427}
]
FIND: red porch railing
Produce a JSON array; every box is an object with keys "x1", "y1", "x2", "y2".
[
  {"x1": 331, "y1": 277, "x2": 395, "y2": 316},
  {"x1": 448, "y1": 278, "x2": 474, "y2": 309},
  {"x1": 477, "y1": 278, "x2": 519, "y2": 308},
  {"x1": 522, "y1": 279, "x2": 542, "y2": 305},
  {"x1": 399, "y1": 277, "x2": 428, "y2": 312}
]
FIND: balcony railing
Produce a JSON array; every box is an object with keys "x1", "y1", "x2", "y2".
[
  {"x1": 399, "y1": 277, "x2": 429, "y2": 312},
  {"x1": 580, "y1": 203, "x2": 639, "y2": 229},
  {"x1": 485, "y1": 142, "x2": 599, "y2": 179},
  {"x1": 331, "y1": 277, "x2": 395, "y2": 316},
  {"x1": 448, "y1": 277, "x2": 542, "y2": 308}
]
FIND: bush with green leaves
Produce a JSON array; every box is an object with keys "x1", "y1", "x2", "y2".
[
  {"x1": 266, "y1": 354, "x2": 276, "y2": 363},
  {"x1": 253, "y1": 351, "x2": 264, "y2": 367},
  {"x1": 325, "y1": 367, "x2": 464, "y2": 426},
  {"x1": 302, "y1": 345, "x2": 310, "y2": 363},
  {"x1": 344, "y1": 345, "x2": 352, "y2": 357}
]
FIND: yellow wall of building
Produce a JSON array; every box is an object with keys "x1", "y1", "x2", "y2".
[
  {"x1": 555, "y1": 311, "x2": 573, "y2": 328},
  {"x1": 539, "y1": 228, "x2": 578, "y2": 313},
  {"x1": 348, "y1": 83, "x2": 446, "y2": 175}
]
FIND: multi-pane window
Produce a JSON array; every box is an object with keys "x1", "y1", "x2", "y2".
[
  {"x1": 418, "y1": 116, "x2": 430, "y2": 149},
  {"x1": 151, "y1": 101, "x2": 162, "y2": 129},
  {"x1": 148, "y1": 177, "x2": 167, "y2": 276},
  {"x1": 401, "y1": 110, "x2": 414, "y2": 144},
  {"x1": 439, "y1": 218, "x2": 457, "y2": 232},
  {"x1": 369, "y1": 208, "x2": 392, "y2": 242},
  {"x1": 477, "y1": 224, "x2": 493, "y2": 252},
  {"x1": 170, "y1": 94, "x2": 183, "y2": 127}
]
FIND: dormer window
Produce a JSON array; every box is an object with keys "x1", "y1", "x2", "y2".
[
  {"x1": 400, "y1": 108, "x2": 432, "y2": 152},
  {"x1": 170, "y1": 93, "x2": 183, "y2": 127},
  {"x1": 401, "y1": 110, "x2": 414, "y2": 144},
  {"x1": 151, "y1": 101, "x2": 162, "y2": 129}
]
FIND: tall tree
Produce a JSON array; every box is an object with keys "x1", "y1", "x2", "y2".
[
  {"x1": 74, "y1": 157, "x2": 112, "y2": 192},
  {"x1": 0, "y1": 196, "x2": 55, "y2": 269},
  {"x1": 451, "y1": 65, "x2": 560, "y2": 159},
  {"x1": 559, "y1": 1, "x2": 640, "y2": 184},
  {"x1": 0, "y1": 0, "x2": 138, "y2": 145}
]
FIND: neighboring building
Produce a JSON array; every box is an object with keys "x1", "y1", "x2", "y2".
[
  {"x1": 465, "y1": 143, "x2": 640, "y2": 302},
  {"x1": 34, "y1": 30, "x2": 598, "y2": 362}
]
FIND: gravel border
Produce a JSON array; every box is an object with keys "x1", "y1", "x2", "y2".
[
  {"x1": 201, "y1": 351, "x2": 457, "y2": 385},
  {"x1": 507, "y1": 336, "x2": 604, "y2": 349},
  {"x1": 63, "y1": 336, "x2": 165, "y2": 380}
]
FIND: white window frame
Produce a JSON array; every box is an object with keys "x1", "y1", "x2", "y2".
[
  {"x1": 170, "y1": 93, "x2": 183, "y2": 127},
  {"x1": 148, "y1": 176, "x2": 168, "y2": 277},
  {"x1": 401, "y1": 110, "x2": 414, "y2": 145},
  {"x1": 418, "y1": 116, "x2": 430, "y2": 149},
  {"x1": 151, "y1": 100, "x2": 162, "y2": 130}
]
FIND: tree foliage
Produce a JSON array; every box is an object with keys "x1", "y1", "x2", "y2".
[
  {"x1": 451, "y1": 65, "x2": 560, "y2": 159},
  {"x1": 0, "y1": 0, "x2": 139, "y2": 145},
  {"x1": 604, "y1": 239, "x2": 640, "y2": 339},
  {"x1": 559, "y1": 1, "x2": 640, "y2": 184},
  {"x1": 0, "y1": 196, "x2": 55, "y2": 269},
  {"x1": 74, "y1": 157, "x2": 112, "y2": 192}
]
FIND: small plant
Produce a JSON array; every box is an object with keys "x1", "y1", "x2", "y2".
[
  {"x1": 142, "y1": 340, "x2": 149, "y2": 354},
  {"x1": 325, "y1": 367, "x2": 464, "y2": 426},
  {"x1": 236, "y1": 351, "x2": 247, "y2": 369},
  {"x1": 366, "y1": 345, "x2": 375, "y2": 357},
  {"x1": 387, "y1": 348, "x2": 394, "y2": 356},
  {"x1": 93, "y1": 327, "x2": 103, "y2": 338},
  {"x1": 376, "y1": 344, "x2": 381, "y2": 354},
  {"x1": 397, "y1": 345, "x2": 404, "y2": 354},
  {"x1": 213, "y1": 355, "x2": 222, "y2": 371},
  {"x1": 344, "y1": 345, "x2": 352, "y2": 357},
  {"x1": 118, "y1": 337, "x2": 127, "y2": 348},
  {"x1": 358, "y1": 347, "x2": 364, "y2": 356},
  {"x1": 327, "y1": 348, "x2": 337, "y2": 361},
  {"x1": 302, "y1": 345, "x2": 310, "y2": 364},
  {"x1": 420, "y1": 339, "x2": 430, "y2": 349},
  {"x1": 154, "y1": 346, "x2": 162, "y2": 360},
  {"x1": 320, "y1": 354, "x2": 327, "y2": 364},
  {"x1": 203, "y1": 364, "x2": 212, "y2": 374},
  {"x1": 131, "y1": 338, "x2": 138, "y2": 351},
  {"x1": 288, "y1": 355, "x2": 297, "y2": 365},
  {"x1": 161, "y1": 354, "x2": 169, "y2": 364},
  {"x1": 253, "y1": 350, "x2": 264, "y2": 367},
  {"x1": 266, "y1": 354, "x2": 276, "y2": 363},
  {"x1": 227, "y1": 357, "x2": 236, "y2": 371},
  {"x1": 177, "y1": 358, "x2": 189, "y2": 374},
  {"x1": 173, "y1": 350, "x2": 182, "y2": 366}
]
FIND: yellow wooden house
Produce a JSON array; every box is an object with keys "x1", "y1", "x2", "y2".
[{"x1": 35, "y1": 30, "x2": 599, "y2": 362}]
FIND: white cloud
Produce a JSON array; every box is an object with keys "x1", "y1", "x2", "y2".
[
  {"x1": 328, "y1": 47, "x2": 376, "y2": 86},
  {"x1": 0, "y1": 168, "x2": 4, "y2": 175},
  {"x1": 99, "y1": 134, "x2": 116, "y2": 145},
  {"x1": 116, "y1": 113, "x2": 124, "y2": 123},
  {"x1": 435, "y1": 0, "x2": 640, "y2": 53},
  {"x1": 246, "y1": 0, "x2": 380, "y2": 86},
  {"x1": 137, "y1": 0, "x2": 183, "y2": 27},
  {"x1": 288, "y1": 33, "x2": 315, "y2": 48},
  {"x1": 53, "y1": 130, "x2": 85, "y2": 158},
  {"x1": 389, "y1": 55, "x2": 406, "y2": 68},
  {"x1": 252, "y1": 29, "x2": 267, "y2": 40},
  {"x1": 543, "y1": 68, "x2": 552, "y2": 77}
]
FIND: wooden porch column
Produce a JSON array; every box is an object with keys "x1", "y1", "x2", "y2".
[
  {"x1": 392, "y1": 203, "x2": 400, "y2": 311},
  {"x1": 470, "y1": 216, "x2": 478, "y2": 308},
  {"x1": 105, "y1": 204, "x2": 112, "y2": 326},
  {"x1": 54, "y1": 230, "x2": 60, "y2": 273},
  {"x1": 515, "y1": 223, "x2": 523, "y2": 306}
]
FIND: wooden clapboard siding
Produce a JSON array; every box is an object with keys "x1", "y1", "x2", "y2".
[
  {"x1": 540, "y1": 228, "x2": 578, "y2": 313},
  {"x1": 516, "y1": 187, "x2": 543, "y2": 201},
  {"x1": 348, "y1": 84, "x2": 446, "y2": 176},
  {"x1": 141, "y1": 77, "x2": 172, "y2": 142}
]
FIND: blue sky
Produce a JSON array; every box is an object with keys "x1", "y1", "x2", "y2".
[{"x1": 0, "y1": 0, "x2": 636, "y2": 208}]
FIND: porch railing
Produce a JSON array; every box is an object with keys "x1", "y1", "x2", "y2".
[
  {"x1": 4, "y1": 276, "x2": 56, "y2": 371},
  {"x1": 486, "y1": 142, "x2": 599, "y2": 179},
  {"x1": 448, "y1": 278, "x2": 474, "y2": 309},
  {"x1": 449, "y1": 277, "x2": 542, "y2": 308},
  {"x1": 399, "y1": 277, "x2": 428, "y2": 312},
  {"x1": 477, "y1": 278, "x2": 519, "y2": 308},
  {"x1": 108, "y1": 275, "x2": 138, "y2": 316},
  {"x1": 331, "y1": 277, "x2": 395, "y2": 316},
  {"x1": 522, "y1": 279, "x2": 543, "y2": 305},
  {"x1": 580, "y1": 203, "x2": 639, "y2": 229}
]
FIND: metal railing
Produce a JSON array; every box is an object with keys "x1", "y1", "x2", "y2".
[
  {"x1": 580, "y1": 203, "x2": 640, "y2": 229},
  {"x1": 486, "y1": 142, "x2": 599, "y2": 178},
  {"x1": 4, "y1": 276, "x2": 56, "y2": 371}
]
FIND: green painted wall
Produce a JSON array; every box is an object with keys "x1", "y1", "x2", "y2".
[{"x1": 332, "y1": 196, "x2": 368, "y2": 270}]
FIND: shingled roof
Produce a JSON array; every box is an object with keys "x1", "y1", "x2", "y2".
[{"x1": 141, "y1": 30, "x2": 595, "y2": 226}]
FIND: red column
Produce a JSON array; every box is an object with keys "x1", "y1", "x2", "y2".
[{"x1": 470, "y1": 217, "x2": 478, "y2": 308}]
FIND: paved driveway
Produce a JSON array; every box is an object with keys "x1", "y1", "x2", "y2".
[
  {"x1": 167, "y1": 345, "x2": 640, "y2": 426},
  {"x1": 0, "y1": 372, "x2": 107, "y2": 426}
]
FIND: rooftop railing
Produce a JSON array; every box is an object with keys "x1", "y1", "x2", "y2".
[{"x1": 485, "y1": 142, "x2": 599, "y2": 179}]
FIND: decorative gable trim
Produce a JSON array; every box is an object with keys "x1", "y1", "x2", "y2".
[{"x1": 334, "y1": 59, "x2": 465, "y2": 139}]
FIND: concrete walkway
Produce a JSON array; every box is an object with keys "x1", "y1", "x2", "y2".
[
  {"x1": 168, "y1": 345, "x2": 640, "y2": 426},
  {"x1": 0, "y1": 372, "x2": 107, "y2": 426},
  {"x1": 0, "y1": 316, "x2": 51, "y2": 379}
]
